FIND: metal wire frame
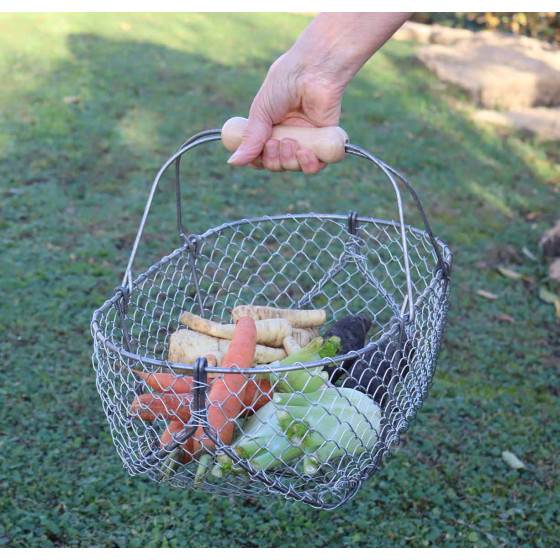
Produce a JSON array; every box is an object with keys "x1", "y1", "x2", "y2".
[{"x1": 91, "y1": 130, "x2": 452, "y2": 509}]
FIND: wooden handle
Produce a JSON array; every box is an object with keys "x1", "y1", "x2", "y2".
[{"x1": 221, "y1": 117, "x2": 349, "y2": 163}]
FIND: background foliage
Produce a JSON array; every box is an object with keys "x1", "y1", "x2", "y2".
[
  {"x1": 0, "y1": 12, "x2": 559, "y2": 547},
  {"x1": 413, "y1": 12, "x2": 560, "y2": 46}
]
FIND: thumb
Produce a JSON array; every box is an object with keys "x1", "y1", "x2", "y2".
[{"x1": 227, "y1": 114, "x2": 272, "y2": 166}]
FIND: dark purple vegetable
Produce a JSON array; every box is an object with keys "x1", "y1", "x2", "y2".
[
  {"x1": 323, "y1": 313, "x2": 414, "y2": 408},
  {"x1": 341, "y1": 332, "x2": 414, "y2": 408},
  {"x1": 324, "y1": 314, "x2": 372, "y2": 384}
]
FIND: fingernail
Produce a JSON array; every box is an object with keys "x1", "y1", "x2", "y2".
[
  {"x1": 227, "y1": 151, "x2": 242, "y2": 164},
  {"x1": 296, "y1": 151, "x2": 309, "y2": 166},
  {"x1": 266, "y1": 141, "x2": 278, "y2": 157},
  {"x1": 280, "y1": 141, "x2": 292, "y2": 158}
]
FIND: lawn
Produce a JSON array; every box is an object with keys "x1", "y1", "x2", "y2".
[{"x1": 0, "y1": 12, "x2": 559, "y2": 547}]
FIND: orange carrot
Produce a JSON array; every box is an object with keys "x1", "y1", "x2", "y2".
[
  {"x1": 160, "y1": 420, "x2": 195, "y2": 464},
  {"x1": 131, "y1": 393, "x2": 192, "y2": 421},
  {"x1": 130, "y1": 378, "x2": 272, "y2": 423},
  {"x1": 194, "y1": 317, "x2": 257, "y2": 455},
  {"x1": 132, "y1": 369, "x2": 195, "y2": 393},
  {"x1": 244, "y1": 377, "x2": 272, "y2": 412},
  {"x1": 131, "y1": 367, "x2": 219, "y2": 394}
]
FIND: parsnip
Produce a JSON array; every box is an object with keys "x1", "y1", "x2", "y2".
[
  {"x1": 291, "y1": 328, "x2": 315, "y2": 347},
  {"x1": 305, "y1": 327, "x2": 321, "y2": 338},
  {"x1": 168, "y1": 330, "x2": 219, "y2": 364},
  {"x1": 203, "y1": 351, "x2": 223, "y2": 367},
  {"x1": 231, "y1": 305, "x2": 326, "y2": 328},
  {"x1": 217, "y1": 339, "x2": 286, "y2": 364},
  {"x1": 283, "y1": 336, "x2": 302, "y2": 356},
  {"x1": 180, "y1": 311, "x2": 291, "y2": 348},
  {"x1": 167, "y1": 328, "x2": 286, "y2": 365}
]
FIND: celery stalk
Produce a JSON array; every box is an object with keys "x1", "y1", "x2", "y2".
[
  {"x1": 270, "y1": 337, "x2": 341, "y2": 393},
  {"x1": 249, "y1": 444, "x2": 303, "y2": 471},
  {"x1": 277, "y1": 387, "x2": 383, "y2": 472},
  {"x1": 210, "y1": 463, "x2": 224, "y2": 478},
  {"x1": 303, "y1": 456, "x2": 320, "y2": 476}
]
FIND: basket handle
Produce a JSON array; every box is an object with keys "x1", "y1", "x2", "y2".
[
  {"x1": 221, "y1": 117, "x2": 349, "y2": 163},
  {"x1": 220, "y1": 118, "x2": 448, "y2": 284},
  {"x1": 121, "y1": 126, "x2": 449, "y2": 322}
]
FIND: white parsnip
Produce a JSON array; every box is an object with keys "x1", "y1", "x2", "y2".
[
  {"x1": 305, "y1": 327, "x2": 321, "y2": 338},
  {"x1": 283, "y1": 336, "x2": 302, "y2": 356},
  {"x1": 291, "y1": 328, "x2": 313, "y2": 347},
  {"x1": 217, "y1": 339, "x2": 287, "y2": 364},
  {"x1": 168, "y1": 330, "x2": 219, "y2": 364},
  {"x1": 231, "y1": 305, "x2": 326, "y2": 328},
  {"x1": 203, "y1": 351, "x2": 223, "y2": 367},
  {"x1": 180, "y1": 311, "x2": 291, "y2": 348},
  {"x1": 167, "y1": 328, "x2": 286, "y2": 365}
]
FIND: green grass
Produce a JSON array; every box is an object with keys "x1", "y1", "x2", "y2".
[{"x1": 1, "y1": 12, "x2": 559, "y2": 547}]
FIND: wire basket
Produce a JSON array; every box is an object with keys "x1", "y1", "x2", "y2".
[{"x1": 91, "y1": 127, "x2": 452, "y2": 510}]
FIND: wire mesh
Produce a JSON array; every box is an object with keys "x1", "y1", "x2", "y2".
[{"x1": 92, "y1": 212, "x2": 451, "y2": 509}]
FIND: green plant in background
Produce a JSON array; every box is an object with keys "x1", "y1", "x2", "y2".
[
  {"x1": 0, "y1": 12, "x2": 559, "y2": 547},
  {"x1": 413, "y1": 12, "x2": 560, "y2": 46}
]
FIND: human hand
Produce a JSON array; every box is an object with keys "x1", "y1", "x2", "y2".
[
  {"x1": 227, "y1": 50, "x2": 345, "y2": 175},
  {"x1": 226, "y1": 13, "x2": 411, "y2": 174}
]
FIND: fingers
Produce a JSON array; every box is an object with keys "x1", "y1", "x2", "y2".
[
  {"x1": 260, "y1": 138, "x2": 326, "y2": 174},
  {"x1": 295, "y1": 148, "x2": 327, "y2": 175},
  {"x1": 261, "y1": 139, "x2": 283, "y2": 172},
  {"x1": 227, "y1": 114, "x2": 272, "y2": 167},
  {"x1": 278, "y1": 138, "x2": 301, "y2": 172},
  {"x1": 247, "y1": 159, "x2": 264, "y2": 170}
]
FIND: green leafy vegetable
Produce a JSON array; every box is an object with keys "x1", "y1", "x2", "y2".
[{"x1": 267, "y1": 336, "x2": 341, "y2": 393}]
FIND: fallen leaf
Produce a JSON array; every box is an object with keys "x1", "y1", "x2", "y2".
[
  {"x1": 476, "y1": 289, "x2": 498, "y2": 300},
  {"x1": 495, "y1": 313, "x2": 516, "y2": 323},
  {"x1": 502, "y1": 451, "x2": 525, "y2": 470},
  {"x1": 539, "y1": 286, "x2": 559, "y2": 304},
  {"x1": 497, "y1": 267, "x2": 524, "y2": 281},
  {"x1": 63, "y1": 95, "x2": 81, "y2": 105},
  {"x1": 539, "y1": 221, "x2": 560, "y2": 258},
  {"x1": 539, "y1": 286, "x2": 560, "y2": 319},
  {"x1": 521, "y1": 247, "x2": 538, "y2": 262},
  {"x1": 549, "y1": 259, "x2": 560, "y2": 283}
]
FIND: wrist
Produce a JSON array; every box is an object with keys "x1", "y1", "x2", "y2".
[
  {"x1": 286, "y1": 34, "x2": 361, "y2": 90},
  {"x1": 281, "y1": 42, "x2": 354, "y2": 97},
  {"x1": 289, "y1": 12, "x2": 412, "y2": 87}
]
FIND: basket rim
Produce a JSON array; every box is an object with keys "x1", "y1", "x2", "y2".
[{"x1": 91, "y1": 213, "x2": 452, "y2": 374}]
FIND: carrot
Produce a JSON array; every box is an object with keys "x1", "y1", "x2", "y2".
[
  {"x1": 194, "y1": 317, "x2": 257, "y2": 456},
  {"x1": 131, "y1": 366, "x2": 219, "y2": 394},
  {"x1": 130, "y1": 378, "x2": 272, "y2": 422},
  {"x1": 132, "y1": 369, "x2": 195, "y2": 393},
  {"x1": 131, "y1": 393, "x2": 192, "y2": 421},
  {"x1": 158, "y1": 420, "x2": 195, "y2": 480},
  {"x1": 244, "y1": 377, "x2": 272, "y2": 412},
  {"x1": 160, "y1": 421, "x2": 195, "y2": 464}
]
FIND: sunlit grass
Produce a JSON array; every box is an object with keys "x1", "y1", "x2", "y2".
[{"x1": 0, "y1": 12, "x2": 558, "y2": 547}]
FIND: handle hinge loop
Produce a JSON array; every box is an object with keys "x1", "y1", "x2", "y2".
[{"x1": 347, "y1": 210, "x2": 358, "y2": 236}]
